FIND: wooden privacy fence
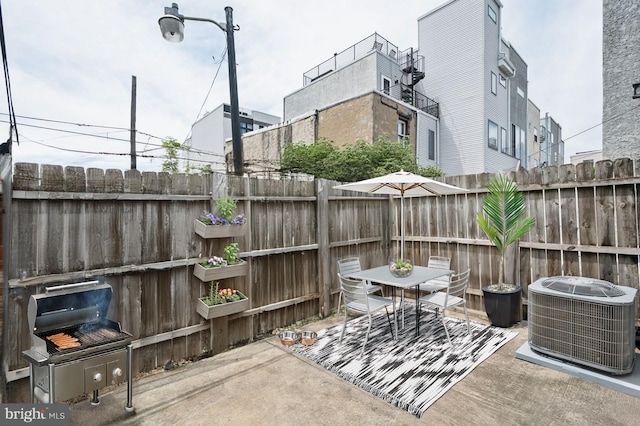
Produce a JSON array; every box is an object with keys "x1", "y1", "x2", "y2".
[
  {"x1": 401, "y1": 158, "x2": 640, "y2": 318},
  {"x1": 2, "y1": 158, "x2": 640, "y2": 402}
]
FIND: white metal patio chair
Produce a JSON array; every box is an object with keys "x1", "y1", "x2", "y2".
[
  {"x1": 338, "y1": 274, "x2": 395, "y2": 356},
  {"x1": 400, "y1": 255, "x2": 452, "y2": 326},
  {"x1": 336, "y1": 257, "x2": 384, "y2": 314},
  {"x1": 418, "y1": 268, "x2": 471, "y2": 347},
  {"x1": 418, "y1": 256, "x2": 452, "y2": 294}
]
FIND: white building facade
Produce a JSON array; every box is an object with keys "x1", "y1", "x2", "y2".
[
  {"x1": 416, "y1": 0, "x2": 527, "y2": 175},
  {"x1": 188, "y1": 103, "x2": 280, "y2": 172}
]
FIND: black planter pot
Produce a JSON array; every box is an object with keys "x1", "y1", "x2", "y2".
[{"x1": 482, "y1": 286, "x2": 521, "y2": 328}]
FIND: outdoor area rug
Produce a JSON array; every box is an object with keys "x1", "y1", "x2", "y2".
[{"x1": 290, "y1": 306, "x2": 518, "y2": 417}]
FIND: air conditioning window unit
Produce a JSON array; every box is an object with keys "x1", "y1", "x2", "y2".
[{"x1": 528, "y1": 276, "x2": 637, "y2": 375}]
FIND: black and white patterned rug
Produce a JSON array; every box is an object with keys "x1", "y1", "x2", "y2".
[{"x1": 290, "y1": 306, "x2": 518, "y2": 417}]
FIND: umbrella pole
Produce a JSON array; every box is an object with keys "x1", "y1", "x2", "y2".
[{"x1": 400, "y1": 195, "x2": 405, "y2": 260}]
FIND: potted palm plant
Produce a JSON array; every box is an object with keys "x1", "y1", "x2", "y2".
[{"x1": 476, "y1": 174, "x2": 535, "y2": 328}]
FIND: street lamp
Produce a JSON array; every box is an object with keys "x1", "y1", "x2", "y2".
[{"x1": 159, "y1": 3, "x2": 243, "y2": 175}]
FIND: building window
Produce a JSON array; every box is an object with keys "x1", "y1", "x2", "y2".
[
  {"x1": 499, "y1": 74, "x2": 506, "y2": 87},
  {"x1": 382, "y1": 76, "x2": 391, "y2": 95},
  {"x1": 500, "y1": 127, "x2": 507, "y2": 153},
  {"x1": 428, "y1": 130, "x2": 435, "y2": 161},
  {"x1": 398, "y1": 120, "x2": 408, "y2": 141},
  {"x1": 519, "y1": 128, "x2": 526, "y2": 159},
  {"x1": 488, "y1": 120, "x2": 498, "y2": 149},
  {"x1": 508, "y1": 124, "x2": 522, "y2": 157},
  {"x1": 533, "y1": 127, "x2": 538, "y2": 143},
  {"x1": 491, "y1": 72, "x2": 497, "y2": 95},
  {"x1": 239, "y1": 120, "x2": 254, "y2": 134},
  {"x1": 517, "y1": 87, "x2": 525, "y2": 98},
  {"x1": 488, "y1": 5, "x2": 497, "y2": 23}
]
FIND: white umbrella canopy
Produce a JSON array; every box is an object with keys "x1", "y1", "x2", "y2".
[{"x1": 333, "y1": 170, "x2": 469, "y2": 259}]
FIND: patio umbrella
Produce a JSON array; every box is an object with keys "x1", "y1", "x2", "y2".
[{"x1": 333, "y1": 170, "x2": 468, "y2": 259}]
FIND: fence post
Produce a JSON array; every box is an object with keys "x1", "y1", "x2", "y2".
[{"x1": 316, "y1": 179, "x2": 330, "y2": 318}]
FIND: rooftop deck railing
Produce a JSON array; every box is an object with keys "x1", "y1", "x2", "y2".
[{"x1": 303, "y1": 33, "x2": 399, "y2": 86}]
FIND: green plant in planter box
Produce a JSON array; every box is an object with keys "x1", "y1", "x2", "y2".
[
  {"x1": 476, "y1": 174, "x2": 535, "y2": 292},
  {"x1": 200, "y1": 243, "x2": 242, "y2": 268},
  {"x1": 202, "y1": 281, "x2": 246, "y2": 306},
  {"x1": 215, "y1": 197, "x2": 237, "y2": 222},
  {"x1": 197, "y1": 197, "x2": 246, "y2": 226},
  {"x1": 223, "y1": 242, "x2": 240, "y2": 264}
]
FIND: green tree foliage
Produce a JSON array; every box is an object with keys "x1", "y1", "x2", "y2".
[
  {"x1": 280, "y1": 138, "x2": 337, "y2": 177},
  {"x1": 161, "y1": 137, "x2": 182, "y2": 173},
  {"x1": 279, "y1": 136, "x2": 444, "y2": 181},
  {"x1": 161, "y1": 137, "x2": 212, "y2": 175}
]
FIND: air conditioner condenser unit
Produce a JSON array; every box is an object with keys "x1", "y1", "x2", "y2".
[{"x1": 528, "y1": 276, "x2": 637, "y2": 375}]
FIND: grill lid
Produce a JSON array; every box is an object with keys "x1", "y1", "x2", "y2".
[
  {"x1": 539, "y1": 276, "x2": 625, "y2": 297},
  {"x1": 28, "y1": 281, "x2": 113, "y2": 334}
]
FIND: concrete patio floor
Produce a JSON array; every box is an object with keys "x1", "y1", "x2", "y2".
[{"x1": 69, "y1": 313, "x2": 640, "y2": 426}]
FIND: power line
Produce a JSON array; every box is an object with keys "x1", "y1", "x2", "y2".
[
  {"x1": 0, "y1": 112, "x2": 130, "y2": 131},
  {"x1": 23, "y1": 136, "x2": 226, "y2": 165},
  {"x1": 0, "y1": 0, "x2": 18, "y2": 149},
  {"x1": 563, "y1": 103, "x2": 640, "y2": 142},
  {"x1": 0, "y1": 112, "x2": 165, "y2": 141},
  {"x1": 183, "y1": 46, "x2": 228, "y2": 145},
  {"x1": 0, "y1": 118, "x2": 132, "y2": 142},
  {"x1": 5, "y1": 120, "x2": 225, "y2": 164},
  {"x1": 0, "y1": 118, "x2": 224, "y2": 158},
  {"x1": 527, "y1": 103, "x2": 640, "y2": 162}
]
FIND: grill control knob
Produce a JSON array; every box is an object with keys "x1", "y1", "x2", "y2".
[
  {"x1": 112, "y1": 368, "x2": 123, "y2": 377},
  {"x1": 93, "y1": 372, "x2": 103, "y2": 383}
]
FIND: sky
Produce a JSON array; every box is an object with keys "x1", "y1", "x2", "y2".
[{"x1": 0, "y1": 0, "x2": 603, "y2": 172}]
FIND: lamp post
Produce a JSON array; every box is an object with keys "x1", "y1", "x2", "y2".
[{"x1": 159, "y1": 3, "x2": 243, "y2": 175}]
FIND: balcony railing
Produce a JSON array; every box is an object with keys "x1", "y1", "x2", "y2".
[
  {"x1": 398, "y1": 83, "x2": 439, "y2": 118},
  {"x1": 303, "y1": 33, "x2": 399, "y2": 86}
]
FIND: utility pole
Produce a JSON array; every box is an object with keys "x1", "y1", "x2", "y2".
[
  {"x1": 130, "y1": 75, "x2": 137, "y2": 170},
  {"x1": 225, "y1": 7, "x2": 242, "y2": 176}
]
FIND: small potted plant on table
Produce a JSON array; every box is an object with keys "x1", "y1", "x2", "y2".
[{"x1": 389, "y1": 259, "x2": 413, "y2": 278}]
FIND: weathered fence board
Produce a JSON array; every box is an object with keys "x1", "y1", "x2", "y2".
[
  {"x1": 596, "y1": 185, "x2": 616, "y2": 247},
  {"x1": 616, "y1": 184, "x2": 637, "y2": 248},
  {"x1": 560, "y1": 188, "x2": 578, "y2": 246}
]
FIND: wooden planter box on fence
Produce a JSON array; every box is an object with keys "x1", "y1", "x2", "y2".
[
  {"x1": 193, "y1": 261, "x2": 248, "y2": 281},
  {"x1": 196, "y1": 292, "x2": 249, "y2": 319},
  {"x1": 194, "y1": 219, "x2": 246, "y2": 239}
]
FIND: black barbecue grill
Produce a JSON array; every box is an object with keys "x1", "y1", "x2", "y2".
[{"x1": 22, "y1": 281, "x2": 134, "y2": 412}]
